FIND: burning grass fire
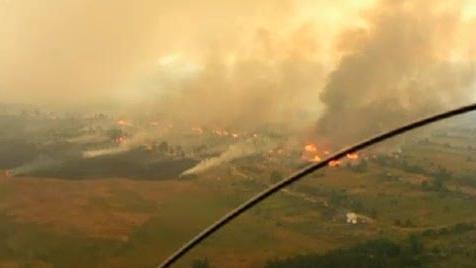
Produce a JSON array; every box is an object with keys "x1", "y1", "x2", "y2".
[
  {"x1": 0, "y1": 106, "x2": 304, "y2": 179},
  {"x1": 0, "y1": 103, "x2": 368, "y2": 181},
  {"x1": 304, "y1": 144, "x2": 318, "y2": 153},
  {"x1": 302, "y1": 143, "x2": 322, "y2": 163},
  {"x1": 302, "y1": 143, "x2": 361, "y2": 167}
]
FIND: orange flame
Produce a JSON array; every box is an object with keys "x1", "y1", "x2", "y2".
[
  {"x1": 328, "y1": 160, "x2": 341, "y2": 167},
  {"x1": 192, "y1": 127, "x2": 204, "y2": 134},
  {"x1": 304, "y1": 144, "x2": 318, "y2": 153},
  {"x1": 214, "y1": 129, "x2": 230, "y2": 136},
  {"x1": 115, "y1": 136, "x2": 127, "y2": 144},
  {"x1": 309, "y1": 155, "x2": 322, "y2": 162},
  {"x1": 303, "y1": 143, "x2": 322, "y2": 163},
  {"x1": 346, "y1": 153, "x2": 359, "y2": 160},
  {"x1": 116, "y1": 119, "x2": 132, "y2": 126}
]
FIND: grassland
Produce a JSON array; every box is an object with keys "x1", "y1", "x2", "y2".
[{"x1": 1, "y1": 123, "x2": 476, "y2": 267}]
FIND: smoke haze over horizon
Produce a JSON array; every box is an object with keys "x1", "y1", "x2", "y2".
[{"x1": 1, "y1": 0, "x2": 476, "y2": 141}]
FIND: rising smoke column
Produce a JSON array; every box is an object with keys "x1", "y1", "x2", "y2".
[
  {"x1": 316, "y1": 0, "x2": 476, "y2": 145},
  {"x1": 181, "y1": 137, "x2": 276, "y2": 176},
  {"x1": 81, "y1": 131, "x2": 159, "y2": 158},
  {"x1": 7, "y1": 156, "x2": 61, "y2": 177}
]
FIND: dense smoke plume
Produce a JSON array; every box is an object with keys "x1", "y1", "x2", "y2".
[
  {"x1": 316, "y1": 0, "x2": 476, "y2": 145},
  {"x1": 145, "y1": 27, "x2": 326, "y2": 132}
]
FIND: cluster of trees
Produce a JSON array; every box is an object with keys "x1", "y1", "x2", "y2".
[
  {"x1": 372, "y1": 155, "x2": 431, "y2": 175},
  {"x1": 328, "y1": 190, "x2": 377, "y2": 218},
  {"x1": 107, "y1": 127, "x2": 123, "y2": 140},
  {"x1": 289, "y1": 184, "x2": 377, "y2": 219},
  {"x1": 394, "y1": 219, "x2": 415, "y2": 228},
  {"x1": 106, "y1": 128, "x2": 187, "y2": 157},
  {"x1": 265, "y1": 236, "x2": 427, "y2": 268},
  {"x1": 419, "y1": 167, "x2": 452, "y2": 192},
  {"x1": 456, "y1": 174, "x2": 476, "y2": 188},
  {"x1": 373, "y1": 154, "x2": 454, "y2": 193},
  {"x1": 421, "y1": 223, "x2": 475, "y2": 237},
  {"x1": 269, "y1": 170, "x2": 283, "y2": 183},
  {"x1": 156, "y1": 141, "x2": 186, "y2": 157},
  {"x1": 188, "y1": 225, "x2": 476, "y2": 267},
  {"x1": 192, "y1": 258, "x2": 211, "y2": 268},
  {"x1": 348, "y1": 160, "x2": 368, "y2": 173},
  {"x1": 399, "y1": 160, "x2": 426, "y2": 174}
]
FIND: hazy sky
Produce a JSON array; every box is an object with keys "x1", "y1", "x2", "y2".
[
  {"x1": 0, "y1": 0, "x2": 375, "y2": 105},
  {"x1": 0, "y1": 0, "x2": 475, "y2": 117}
]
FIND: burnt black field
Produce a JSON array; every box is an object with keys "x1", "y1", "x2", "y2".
[
  {"x1": 32, "y1": 154, "x2": 198, "y2": 180},
  {"x1": 0, "y1": 113, "x2": 198, "y2": 180},
  {"x1": 0, "y1": 140, "x2": 197, "y2": 180},
  {"x1": 0, "y1": 139, "x2": 38, "y2": 168}
]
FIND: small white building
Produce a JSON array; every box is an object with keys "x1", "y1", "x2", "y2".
[{"x1": 346, "y1": 212, "x2": 358, "y2": 224}]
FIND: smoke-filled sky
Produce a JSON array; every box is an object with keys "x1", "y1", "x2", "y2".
[
  {"x1": 0, "y1": 0, "x2": 373, "y2": 103},
  {"x1": 1, "y1": 0, "x2": 476, "y2": 139}
]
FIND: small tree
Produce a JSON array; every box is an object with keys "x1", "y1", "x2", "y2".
[
  {"x1": 107, "y1": 127, "x2": 123, "y2": 141},
  {"x1": 158, "y1": 141, "x2": 169, "y2": 153},
  {"x1": 269, "y1": 170, "x2": 282, "y2": 183},
  {"x1": 432, "y1": 175, "x2": 447, "y2": 192},
  {"x1": 352, "y1": 161, "x2": 368, "y2": 173},
  {"x1": 192, "y1": 258, "x2": 211, "y2": 268},
  {"x1": 421, "y1": 180, "x2": 429, "y2": 190},
  {"x1": 408, "y1": 234, "x2": 423, "y2": 254},
  {"x1": 431, "y1": 167, "x2": 450, "y2": 192}
]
